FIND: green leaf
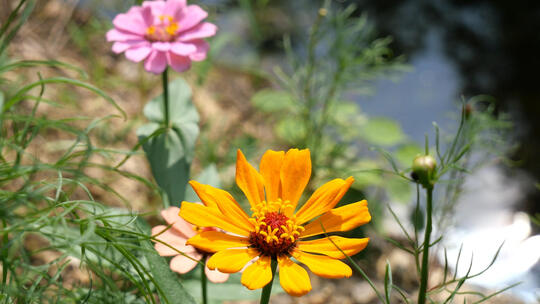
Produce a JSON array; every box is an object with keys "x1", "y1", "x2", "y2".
[
  {"x1": 137, "y1": 123, "x2": 191, "y2": 208},
  {"x1": 136, "y1": 219, "x2": 196, "y2": 304},
  {"x1": 137, "y1": 77, "x2": 199, "y2": 207},
  {"x1": 386, "y1": 176, "x2": 412, "y2": 203},
  {"x1": 182, "y1": 272, "x2": 283, "y2": 303},
  {"x1": 184, "y1": 164, "x2": 221, "y2": 203},
  {"x1": 0, "y1": 90, "x2": 4, "y2": 114},
  {"x1": 360, "y1": 117, "x2": 405, "y2": 146},
  {"x1": 331, "y1": 101, "x2": 366, "y2": 139},
  {"x1": 2, "y1": 77, "x2": 126, "y2": 119},
  {"x1": 394, "y1": 143, "x2": 423, "y2": 167},
  {"x1": 350, "y1": 161, "x2": 383, "y2": 187},
  {"x1": 275, "y1": 117, "x2": 306, "y2": 144},
  {"x1": 384, "y1": 260, "x2": 393, "y2": 304},
  {"x1": 251, "y1": 89, "x2": 297, "y2": 113}
]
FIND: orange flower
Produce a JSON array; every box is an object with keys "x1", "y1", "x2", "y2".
[{"x1": 179, "y1": 149, "x2": 371, "y2": 296}]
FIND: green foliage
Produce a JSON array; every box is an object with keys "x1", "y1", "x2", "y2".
[
  {"x1": 251, "y1": 89, "x2": 297, "y2": 113},
  {"x1": 360, "y1": 101, "x2": 516, "y2": 303},
  {"x1": 250, "y1": 2, "x2": 410, "y2": 206},
  {"x1": 360, "y1": 117, "x2": 406, "y2": 146},
  {"x1": 137, "y1": 77, "x2": 199, "y2": 207},
  {"x1": 137, "y1": 219, "x2": 197, "y2": 304},
  {"x1": 181, "y1": 271, "x2": 283, "y2": 303},
  {"x1": 0, "y1": 5, "x2": 194, "y2": 300}
]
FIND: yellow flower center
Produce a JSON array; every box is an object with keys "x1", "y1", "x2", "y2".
[
  {"x1": 145, "y1": 15, "x2": 179, "y2": 42},
  {"x1": 248, "y1": 199, "x2": 304, "y2": 257}
]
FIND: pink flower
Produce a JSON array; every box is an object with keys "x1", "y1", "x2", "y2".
[
  {"x1": 151, "y1": 206, "x2": 229, "y2": 283},
  {"x1": 107, "y1": 0, "x2": 217, "y2": 74}
]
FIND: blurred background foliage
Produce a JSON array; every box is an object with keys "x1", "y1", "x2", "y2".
[{"x1": 1, "y1": 0, "x2": 538, "y2": 303}]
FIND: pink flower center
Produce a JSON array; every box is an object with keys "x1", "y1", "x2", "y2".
[{"x1": 146, "y1": 15, "x2": 179, "y2": 42}]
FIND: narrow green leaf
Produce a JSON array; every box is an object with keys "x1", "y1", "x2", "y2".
[
  {"x1": 136, "y1": 219, "x2": 196, "y2": 304},
  {"x1": 384, "y1": 260, "x2": 393, "y2": 303}
]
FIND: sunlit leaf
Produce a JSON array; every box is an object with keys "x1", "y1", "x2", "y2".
[
  {"x1": 251, "y1": 89, "x2": 297, "y2": 113},
  {"x1": 361, "y1": 117, "x2": 405, "y2": 146},
  {"x1": 275, "y1": 117, "x2": 306, "y2": 144}
]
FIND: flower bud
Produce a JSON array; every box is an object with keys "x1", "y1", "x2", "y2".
[{"x1": 412, "y1": 155, "x2": 437, "y2": 188}]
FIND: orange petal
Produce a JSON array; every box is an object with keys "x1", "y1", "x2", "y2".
[
  {"x1": 189, "y1": 181, "x2": 253, "y2": 232},
  {"x1": 277, "y1": 255, "x2": 312, "y2": 297},
  {"x1": 236, "y1": 149, "x2": 265, "y2": 208},
  {"x1": 300, "y1": 200, "x2": 371, "y2": 237},
  {"x1": 187, "y1": 182, "x2": 218, "y2": 209},
  {"x1": 186, "y1": 231, "x2": 249, "y2": 253},
  {"x1": 280, "y1": 149, "x2": 311, "y2": 215},
  {"x1": 206, "y1": 248, "x2": 259, "y2": 273},
  {"x1": 241, "y1": 255, "x2": 273, "y2": 290},
  {"x1": 260, "y1": 150, "x2": 285, "y2": 202},
  {"x1": 179, "y1": 201, "x2": 251, "y2": 236},
  {"x1": 297, "y1": 236, "x2": 369, "y2": 259},
  {"x1": 292, "y1": 250, "x2": 352, "y2": 278},
  {"x1": 294, "y1": 177, "x2": 354, "y2": 224}
]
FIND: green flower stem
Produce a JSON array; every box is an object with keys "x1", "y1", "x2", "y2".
[
  {"x1": 418, "y1": 186, "x2": 433, "y2": 304},
  {"x1": 201, "y1": 263, "x2": 207, "y2": 304},
  {"x1": 259, "y1": 258, "x2": 278, "y2": 304},
  {"x1": 162, "y1": 68, "x2": 169, "y2": 127}
]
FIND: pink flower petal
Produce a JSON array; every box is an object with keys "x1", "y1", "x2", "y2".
[
  {"x1": 170, "y1": 42, "x2": 197, "y2": 56},
  {"x1": 144, "y1": 50, "x2": 167, "y2": 74},
  {"x1": 143, "y1": 1, "x2": 166, "y2": 19},
  {"x1": 151, "y1": 225, "x2": 187, "y2": 244},
  {"x1": 178, "y1": 22, "x2": 217, "y2": 42},
  {"x1": 166, "y1": 52, "x2": 192, "y2": 73},
  {"x1": 112, "y1": 40, "x2": 148, "y2": 53},
  {"x1": 170, "y1": 252, "x2": 202, "y2": 274},
  {"x1": 160, "y1": 207, "x2": 196, "y2": 238},
  {"x1": 165, "y1": 0, "x2": 187, "y2": 17},
  {"x1": 112, "y1": 6, "x2": 152, "y2": 35},
  {"x1": 176, "y1": 5, "x2": 208, "y2": 32},
  {"x1": 152, "y1": 42, "x2": 171, "y2": 52},
  {"x1": 106, "y1": 29, "x2": 142, "y2": 42},
  {"x1": 188, "y1": 39, "x2": 209, "y2": 61},
  {"x1": 154, "y1": 243, "x2": 195, "y2": 256},
  {"x1": 152, "y1": 225, "x2": 196, "y2": 256},
  {"x1": 125, "y1": 46, "x2": 152, "y2": 62},
  {"x1": 205, "y1": 257, "x2": 229, "y2": 283}
]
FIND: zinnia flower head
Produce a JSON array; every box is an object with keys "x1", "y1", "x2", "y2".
[
  {"x1": 179, "y1": 149, "x2": 371, "y2": 296},
  {"x1": 151, "y1": 206, "x2": 229, "y2": 283},
  {"x1": 106, "y1": 0, "x2": 217, "y2": 74}
]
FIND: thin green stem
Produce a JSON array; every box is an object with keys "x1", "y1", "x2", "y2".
[
  {"x1": 201, "y1": 263, "x2": 207, "y2": 304},
  {"x1": 162, "y1": 68, "x2": 169, "y2": 127},
  {"x1": 259, "y1": 258, "x2": 277, "y2": 304},
  {"x1": 418, "y1": 186, "x2": 434, "y2": 304}
]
